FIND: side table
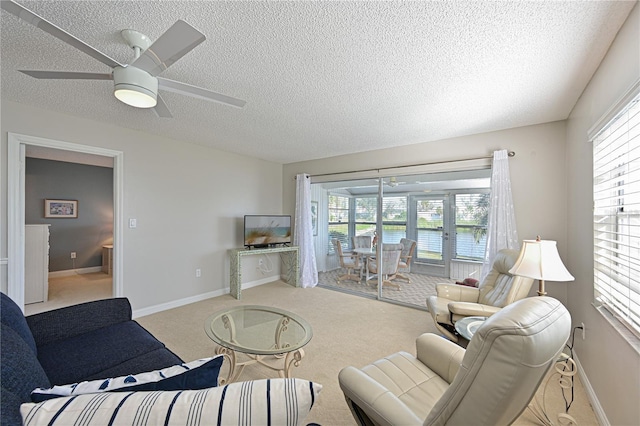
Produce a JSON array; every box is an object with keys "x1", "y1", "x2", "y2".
[
  {"x1": 454, "y1": 316, "x2": 486, "y2": 340},
  {"x1": 102, "y1": 244, "x2": 113, "y2": 276}
]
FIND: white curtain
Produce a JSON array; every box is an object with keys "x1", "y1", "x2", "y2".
[
  {"x1": 294, "y1": 174, "x2": 318, "y2": 288},
  {"x1": 480, "y1": 150, "x2": 519, "y2": 281}
]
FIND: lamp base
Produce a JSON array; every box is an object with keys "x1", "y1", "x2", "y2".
[{"x1": 537, "y1": 279, "x2": 547, "y2": 297}]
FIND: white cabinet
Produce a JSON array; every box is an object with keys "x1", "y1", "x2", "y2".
[{"x1": 25, "y1": 224, "x2": 50, "y2": 304}]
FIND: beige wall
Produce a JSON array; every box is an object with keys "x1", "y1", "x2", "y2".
[
  {"x1": 1, "y1": 101, "x2": 283, "y2": 312},
  {"x1": 284, "y1": 120, "x2": 570, "y2": 301},
  {"x1": 283, "y1": 5, "x2": 640, "y2": 424},
  {"x1": 565, "y1": 4, "x2": 640, "y2": 426}
]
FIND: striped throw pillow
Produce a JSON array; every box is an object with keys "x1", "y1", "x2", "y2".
[{"x1": 22, "y1": 378, "x2": 322, "y2": 426}]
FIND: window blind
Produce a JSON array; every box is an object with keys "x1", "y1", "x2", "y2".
[{"x1": 593, "y1": 90, "x2": 640, "y2": 336}]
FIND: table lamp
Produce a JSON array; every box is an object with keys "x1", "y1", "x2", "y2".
[{"x1": 508, "y1": 236, "x2": 574, "y2": 296}]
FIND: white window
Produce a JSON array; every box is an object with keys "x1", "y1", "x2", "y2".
[
  {"x1": 454, "y1": 193, "x2": 489, "y2": 261},
  {"x1": 354, "y1": 196, "x2": 376, "y2": 239},
  {"x1": 380, "y1": 196, "x2": 407, "y2": 244},
  {"x1": 592, "y1": 85, "x2": 640, "y2": 336},
  {"x1": 328, "y1": 194, "x2": 350, "y2": 253}
]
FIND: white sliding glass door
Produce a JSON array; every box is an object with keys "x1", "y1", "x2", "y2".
[{"x1": 313, "y1": 169, "x2": 491, "y2": 309}]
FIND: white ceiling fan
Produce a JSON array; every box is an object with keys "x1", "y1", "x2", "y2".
[
  {"x1": 385, "y1": 177, "x2": 406, "y2": 187},
  {"x1": 1, "y1": 0, "x2": 246, "y2": 118}
]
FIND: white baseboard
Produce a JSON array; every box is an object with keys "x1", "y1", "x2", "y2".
[
  {"x1": 573, "y1": 352, "x2": 609, "y2": 426},
  {"x1": 131, "y1": 276, "x2": 281, "y2": 319},
  {"x1": 245, "y1": 275, "x2": 282, "y2": 290},
  {"x1": 49, "y1": 266, "x2": 102, "y2": 278},
  {"x1": 132, "y1": 289, "x2": 228, "y2": 319}
]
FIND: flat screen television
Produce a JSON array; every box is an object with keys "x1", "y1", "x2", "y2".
[{"x1": 244, "y1": 215, "x2": 291, "y2": 248}]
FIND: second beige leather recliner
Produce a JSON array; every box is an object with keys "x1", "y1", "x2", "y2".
[
  {"x1": 426, "y1": 248, "x2": 534, "y2": 342},
  {"x1": 339, "y1": 296, "x2": 571, "y2": 426}
]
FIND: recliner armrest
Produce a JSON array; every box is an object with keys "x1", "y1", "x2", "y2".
[
  {"x1": 338, "y1": 366, "x2": 423, "y2": 426},
  {"x1": 448, "y1": 302, "x2": 501, "y2": 318},
  {"x1": 435, "y1": 283, "x2": 480, "y2": 302},
  {"x1": 415, "y1": 333, "x2": 465, "y2": 384},
  {"x1": 26, "y1": 298, "x2": 133, "y2": 347}
]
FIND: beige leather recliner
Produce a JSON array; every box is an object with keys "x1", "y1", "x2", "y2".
[
  {"x1": 338, "y1": 296, "x2": 571, "y2": 426},
  {"x1": 426, "y1": 249, "x2": 534, "y2": 342}
]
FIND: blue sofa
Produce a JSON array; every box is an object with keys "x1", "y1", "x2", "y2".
[{"x1": 1, "y1": 293, "x2": 183, "y2": 425}]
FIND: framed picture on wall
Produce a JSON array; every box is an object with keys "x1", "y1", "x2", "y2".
[
  {"x1": 311, "y1": 201, "x2": 318, "y2": 236},
  {"x1": 45, "y1": 199, "x2": 78, "y2": 218}
]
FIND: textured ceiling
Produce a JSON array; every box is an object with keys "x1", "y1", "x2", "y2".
[{"x1": 1, "y1": 1, "x2": 636, "y2": 164}]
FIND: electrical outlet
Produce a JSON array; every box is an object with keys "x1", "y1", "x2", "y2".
[
  {"x1": 581, "y1": 322, "x2": 585, "y2": 340},
  {"x1": 195, "y1": 268, "x2": 201, "y2": 278},
  {"x1": 70, "y1": 252, "x2": 76, "y2": 259}
]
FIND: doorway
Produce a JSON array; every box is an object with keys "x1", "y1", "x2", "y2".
[
  {"x1": 7, "y1": 133, "x2": 124, "y2": 311},
  {"x1": 411, "y1": 195, "x2": 451, "y2": 275}
]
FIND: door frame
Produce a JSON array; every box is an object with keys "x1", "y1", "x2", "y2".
[{"x1": 7, "y1": 133, "x2": 124, "y2": 311}]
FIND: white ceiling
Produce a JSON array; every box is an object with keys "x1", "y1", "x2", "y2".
[{"x1": 1, "y1": 1, "x2": 636, "y2": 164}]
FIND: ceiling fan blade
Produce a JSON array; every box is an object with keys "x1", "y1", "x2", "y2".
[
  {"x1": 1, "y1": 0, "x2": 122, "y2": 69},
  {"x1": 152, "y1": 94, "x2": 173, "y2": 118},
  {"x1": 19, "y1": 70, "x2": 113, "y2": 80},
  {"x1": 158, "y1": 77, "x2": 246, "y2": 108},
  {"x1": 131, "y1": 20, "x2": 205, "y2": 77}
]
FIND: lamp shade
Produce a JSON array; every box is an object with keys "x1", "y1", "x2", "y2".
[{"x1": 508, "y1": 239, "x2": 574, "y2": 282}]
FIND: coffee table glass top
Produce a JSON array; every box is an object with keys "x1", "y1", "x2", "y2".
[
  {"x1": 205, "y1": 305, "x2": 313, "y2": 356},
  {"x1": 455, "y1": 316, "x2": 487, "y2": 340}
]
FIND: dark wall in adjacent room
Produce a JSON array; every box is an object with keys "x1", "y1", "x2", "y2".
[{"x1": 25, "y1": 158, "x2": 113, "y2": 272}]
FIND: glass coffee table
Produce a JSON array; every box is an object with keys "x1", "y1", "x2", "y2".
[{"x1": 205, "y1": 305, "x2": 313, "y2": 384}]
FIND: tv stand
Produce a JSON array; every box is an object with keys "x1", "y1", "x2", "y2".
[
  {"x1": 229, "y1": 246, "x2": 300, "y2": 299},
  {"x1": 246, "y1": 243, "x2": 288, "y2": 249}
]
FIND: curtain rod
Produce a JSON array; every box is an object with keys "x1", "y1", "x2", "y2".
[{"x1": 298, "y1": 150, "x2": 515, "y2": 179}]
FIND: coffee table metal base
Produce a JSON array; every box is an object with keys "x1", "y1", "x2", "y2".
[
  {"x1": 211, "y1": 311, "x2": 309, "y2": 384},
  {"x1": 215, "y1": 346, "x2": 305, "y2": 385}
]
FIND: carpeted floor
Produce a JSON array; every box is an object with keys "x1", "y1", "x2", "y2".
[
  {"x1": 24, "y1": 272, "x2": 112, "y2": 315},
  {"x1": 137, "y1": 280, "x2": 598, "y2": 426}
]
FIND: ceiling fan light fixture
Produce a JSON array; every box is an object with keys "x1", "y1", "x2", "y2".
[
  {"x1": 114, "y1": 88, "x2": 156, "y2": 108},
  {"x1": 113, "y1": 66, "x2": 157, "y2": 108}
]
